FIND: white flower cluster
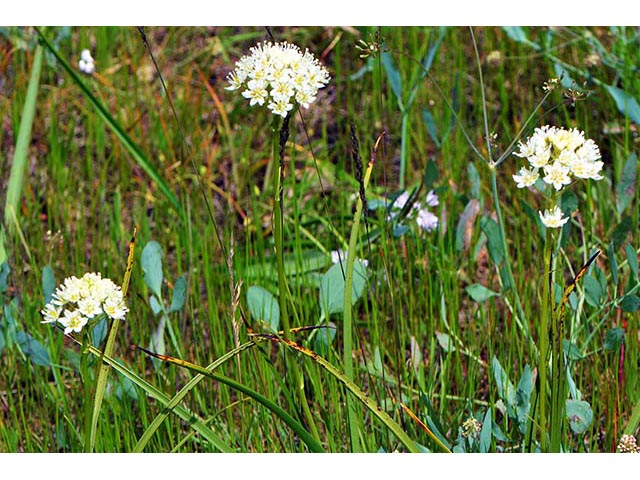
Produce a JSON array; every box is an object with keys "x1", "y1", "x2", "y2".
[
  {"x1": 389, "y1": 190, "x2": 439, "y2": 232},
  {"x1": 41, "y1": 272, "x2": 128, "y2": 334},
  {"x1": 226, "y1": 41, "x2": 330, "y2": 118},
  {"x1": 512, "y1": 125, "x2": 603, "y2": 228},
  {"x1": 78, "y1": 49, "x2": 95, "y2": 75}
]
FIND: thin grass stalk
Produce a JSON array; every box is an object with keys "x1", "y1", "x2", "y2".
[{"x1": 271, "y1": 115, "x2": 321, "y2": 444}]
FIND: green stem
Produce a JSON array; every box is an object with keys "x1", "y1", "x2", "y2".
[
  {"x1": 538, "y1": 226, "x2": 552, "y2": 452},
  {"x1": 271, "y1": 116, "x2": 321, "y2": 445},
  {"x1": 550, "y1": 232, "x2": 565, "y2": 452}
]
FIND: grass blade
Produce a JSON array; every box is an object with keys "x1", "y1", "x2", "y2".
[{"x1": 2, "y1": 42, "x2": 43, "y2": 263}]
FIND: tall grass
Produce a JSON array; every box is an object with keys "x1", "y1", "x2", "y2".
[{"x1": 0, "y1": 26, "x2": 638, "y2": 453}]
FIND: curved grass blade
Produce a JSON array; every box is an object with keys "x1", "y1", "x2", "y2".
[
  {"x1": 135, "y1": 345, "x2": 324, "y2": 453},
  {"x1": 400, "y1": 402, "x2": 452, "y2": 453},
  {"x1": 33, "y1": 27, "x2": 185, "y2": 221},
  {"x1": 62, "y1": 330, "x2": 234, "y2": 452},
  {"x1": 133, "y1": 339, "x2": 258, "y2": 452},
  {"x1": 255, "y1": 334, "x2": 423, "y2": 453}
]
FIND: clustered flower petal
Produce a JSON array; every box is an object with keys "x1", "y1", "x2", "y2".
[
  {"x1": 41, "y1": 272, "x2": 127, "y2": 334},
  {"x1": 226, "y1": 41, "x2": 330, "y2": 117},
  {"x1": 513, "y1": 125, "x2": 603, "y2": 229},
  {"x1": 388, "y1": 190, "x2": 439, "y2": 233},
  {"x1": 514, "y1": 125, "x2": 603, "y2": 189},
  {"x1": 78, "y1": 49, "x2": 95, "y2": 75},
  {"x1": 616, "y1": 434, "x2": 640, "y2": 453}
]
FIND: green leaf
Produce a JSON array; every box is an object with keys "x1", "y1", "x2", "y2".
[
  {"x1": 502, "y1": 27, "x2": 541, "y2": 50},
  {"x1": 424, "y1": 159, "x2": 439, "y2": 190},
  {"x1": 516, "y1": 365, "x2": 534, "y2": 435},
  {"x1": 479, "y1": 409, "x2": 492, "y2": 453},
  {"x1": 312, "y1": 322, "x2": 336, "y2": 356},
  {"x1": 563, "y1": 340, "x2": 583, "y2": 361},
  {"x1": 616, "y1": 153, "x2": 637, "y2": 216},
  {"x1": 149, "y1": 296, "x2": 163, "y2": 315},
  {"x1": 605, "y1": 85, "x2": 640, "y2": 125},
  {"x1": 91, "y1": 318, "x2": 107, "y2": 348},
  {"x1": 583, "y1": 274, "x2": 602, "y2": 307},
  {"x1": 566, "y1": 399, "x2": 593, "y2": 434},
  {"x1": 619, "y1": 294, "x2": 640, "y2": 313},
  {"x1": 435, "y1": 331, "x2": 456, "y2": 353},
  {"x1": 612, "y1": 215, "x2": 632, "y2": 250},
  {"x1": 16, "y1": 331, "x2": 51, "y2": 367},
  {"x1": 604, "y1": 327, "x2": 625, "y2": 351},
  {"x1": 480, "y1": 216, "x2": 504, "y2": 265},
  {"x1": 467, "y1": 162, "x2": 481, "y2": 200},
  {"x1": 422, "y1": 108, "x2": 440, "y2": 147},
  {"x1": 0, "y1": 261, "x2": 9, "y2": 294},
  {"x1": 168, "y1": 275, "x2": 187, "y2": 313},
  {"x1": 381, "y1": 51, "x2": 403, "y2": 107},
  {"x1": 319, "y1": 260, "x2": 367, "y2": 317},
  {"x1": 466, "y1": 283, "x2": 499, "y2": 303},
  {"x1": 554, "y1": 63, "x2": 576, "y2": 89},
  {"x1": 0, "y1": 330, "x2": 5, "y2": 356},
  {"x1": 141, "y1": 241, "x2": 163, "y2": 298},
  {"x1": 492, "y1": 356, "x2": 516, "y2": 417},
  {"x1": 247, "y1": 285, "x2": 280, "y2": 332},
  {"x1": 625, "y1": 243, "x2": 638, "y2": 281},
  {"x1": 42, "y1": 265, "x2": 55, "y2": 305}
]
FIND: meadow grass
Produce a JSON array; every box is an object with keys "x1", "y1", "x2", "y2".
[{"x1": 0, "y1": 26, "x2": 639, "y2": 453}]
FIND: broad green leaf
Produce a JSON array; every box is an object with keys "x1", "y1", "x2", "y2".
[
  {"x1": 16, "y1": 331, "x2": 51, "y2": 367},
  {"x1": 91, "y1": 318, "x2": 107, "y2": 348},
  {"x1": 625, "y1": 244, "x2": 638, "y2": 281},
  {"x1": 312, "y1": 322, "x2": 336, "y2": 356},
  {"x1": 424, "y1": 159, "x2": 439, "y2": 190},
  {"x1": 467, "y1": 162, "x2": 481, "y2": 199},
  {"x1": 616, "y1": 153, "x2": 637, "y2": 216},
  {"x1": 612, "y1": 215, "x2": 632, "y2": 250},
  {"x1": 566, "y1": 399, "x2": 593, "y2": 434},
  {"x1": 42, "y1": 265, "x2": 55, "y2": 305},
  {"x1": 149, "y1": 317, "x2": 166, "y2": 357},
  {"x1": 247, "y1": 285, "x2": 280, "y2": 332},
  {"x1": 492, "y1": 356, "x2": 516, "y2": 417},
  {"x1": 516, "y1": 365, "x2": 533, "y2": 435},
  {"x1": 435, "y1": 331, "x2": 456, "y2": 353},
  {"x1": 605, "y1": 85, "x2": 640, "y2": 125},
  {"x1": 381, "y1": 51, "x2": 403, "y2": 107},
  {"x1": 619, "y1": 294, "x2": 640, "y2": 313},
  {"x1": 141, "y1": 241, "x2": 163, "y2": 298},
  {"x1": 479, "y1": 409, "x2": 492, "y2": 453},
  {"x1": 319, "y1": 260, "x2": 367, "y2": 317},
  {"x1": 604, "y1": 328, "x2": 625, "y2": 351},
  {"x1": 149, "y1": 296, "x2": 163, "y2": 316},
  {"x1": 563, "y1": 340, "x2": 583, "y2": 361},
  {"x1": 583, "y1": 275, "x2": 602, "y2": 307},
  {"x1": 466, "y1": 283, "x2": 499, "y2": 303},
  {"x1": 422, "y1": 108, "x2": 440, "y2": 147},
  {"x1": 169, "y1": 275, "x2": 187, "y2": 313},
  {"x1": 502, "y1": 26, "x2": 541, "y2": 50},
  {"x1": 480, "y1": 216, "x2": 504, "y2": 265},
  {"x1": 554, "y1": 63, "x2": 575, "y2": 89},
  {"x1": 0, "y1": 330, "x2": 5, "y2": 355}
]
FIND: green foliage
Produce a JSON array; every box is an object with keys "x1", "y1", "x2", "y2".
[{"x1": 247, "y1": 285, "x2": 279, "y2": 332}]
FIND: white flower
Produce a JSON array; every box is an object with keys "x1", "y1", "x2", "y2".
[
  {"x1": 539, "y1": 205, "x2": 569, "y2": 228},
  {"x1": 425, "y1": 190, "x2": 439, "y2": 207},
  {"x1": 416, "y1": 208, "x2": 438, "y2": 232},
  {"x1": 513, "y1": 167, "x2": 539, "y2": 188},
  {"x1": 227, "y1": 41, "x2": 330, "y2": 116},
  {"x1": 392, "y1": 191, "x2": 411, "y2": 210},
  {"x1": 60, "y1": 309, "x2": 89, "y2": 335},
  {"x1": 542, "y1": 161, "x2": 572, "y2": 191},
  {"x1": 330, "y1": 249, "x2": 368, "y2": 268},
  {"x1": 78, "y1": 49, "x2": 95, "y2": 75},
  {"x1": 41, "y1": 271, "x2": 127, "y2": 334}
]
